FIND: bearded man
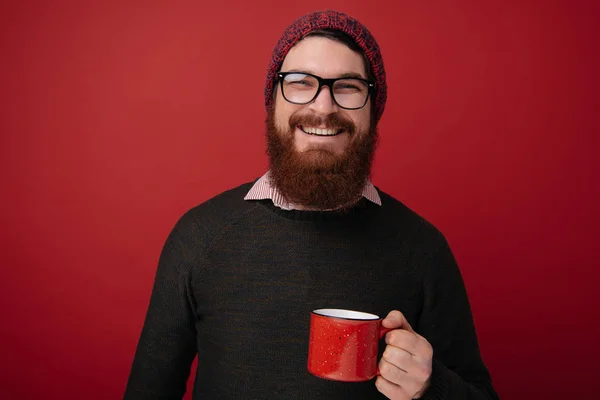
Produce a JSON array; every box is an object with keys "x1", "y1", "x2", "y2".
[{"x1": 125, "y1": 10, "x2": 499, "y2": 400}]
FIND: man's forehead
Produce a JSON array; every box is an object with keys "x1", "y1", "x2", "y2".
[{"x1": 280, "y1": 37, "x2": 367, "y2": 79}]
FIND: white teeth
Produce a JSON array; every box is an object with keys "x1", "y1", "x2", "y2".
[{"x1": 302, "y1": 126, "x2": 339, "y2": 136}]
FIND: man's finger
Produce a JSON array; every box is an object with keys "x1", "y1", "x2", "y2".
[
  {"x1": 382, "y1": 310, "x2": 415, "y2": 333},
  {"x1": 384, "y1": 329, "x2": 425, "y2": 357}
]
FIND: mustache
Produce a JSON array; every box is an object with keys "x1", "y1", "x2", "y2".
[{"x1": 288, "y1": 113, "x2": 356, "y2": 135}]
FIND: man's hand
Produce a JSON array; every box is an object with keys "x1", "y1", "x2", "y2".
[{"x1": 375, "y1": 310, "x2": 433, "y2": 399}]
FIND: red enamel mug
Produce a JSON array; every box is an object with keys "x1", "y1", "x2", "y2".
[{"x1": 307, "y1": 308, "x2": 391, "y2": 382}]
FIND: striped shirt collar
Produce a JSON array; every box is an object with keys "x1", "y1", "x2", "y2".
[{"x1": 244, "y1": 171, "x2": 381, "y2": 211}]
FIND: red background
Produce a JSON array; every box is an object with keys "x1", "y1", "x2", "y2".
[{"x1": 1, "y1": 1, "x2": 598, "y2": 399}]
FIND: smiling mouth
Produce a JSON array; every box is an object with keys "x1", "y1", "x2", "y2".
[{"x1": 299, "y1": 125, "x2": 345, "y2": 137}]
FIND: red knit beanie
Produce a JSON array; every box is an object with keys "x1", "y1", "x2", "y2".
[{"x1": 264, "y1": 10, "x2": 387, "y2": 122}]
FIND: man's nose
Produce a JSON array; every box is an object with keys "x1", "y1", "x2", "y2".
[{"x1": 308, "y1": 86, "x2": 339, "y2": 115}]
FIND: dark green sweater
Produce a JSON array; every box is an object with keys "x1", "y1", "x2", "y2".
[{"x1": 125, "y1": 182, "x2": 498, "y2": 399}]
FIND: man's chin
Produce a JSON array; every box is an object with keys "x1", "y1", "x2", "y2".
[{"x1": 293, "y1": 148, "x2": 340, "y2": 169}]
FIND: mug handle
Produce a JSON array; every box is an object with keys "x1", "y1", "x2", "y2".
[{"x1": 376, "y1": 327, "x2": 393, "y2": 377}]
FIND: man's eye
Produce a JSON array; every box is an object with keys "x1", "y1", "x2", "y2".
[
  {"x1": 288, "y1": 80, "x2": 315, "y2": 87},
  {"x1": 337, "y1": 84, "x2": 360, "y2": 90}
]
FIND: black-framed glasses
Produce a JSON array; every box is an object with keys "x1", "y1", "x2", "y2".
[{"x1": 276, "y1": 72, "x2": 374, "y2": 110}]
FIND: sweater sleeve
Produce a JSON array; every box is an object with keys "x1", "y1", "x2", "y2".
[
  {"x1": 417, "y1": 237, "x2": 499, "y2": 400},
  {"x1": 124, "y1": 215, "x2": 200, "y2": 400}
]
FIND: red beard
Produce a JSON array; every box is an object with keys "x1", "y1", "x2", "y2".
[{"x1": 266, "y1": 107, "x2": 378, "y2": 210}]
